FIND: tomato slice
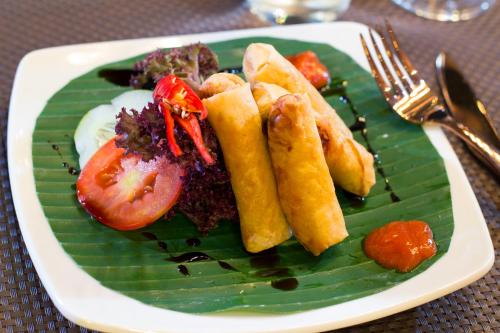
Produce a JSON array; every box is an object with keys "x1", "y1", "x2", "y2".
[{"x1": 76, "y1": 138, "x2": 184, "y2": 230}]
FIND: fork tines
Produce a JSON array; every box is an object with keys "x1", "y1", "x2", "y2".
[{"x1": 360, "y1": 20, "x2": 423, "y2": 105}]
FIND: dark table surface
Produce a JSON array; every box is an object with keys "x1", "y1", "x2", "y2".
[{"x1": 1, "y1": 0, "x2": 498, "y2": 332}]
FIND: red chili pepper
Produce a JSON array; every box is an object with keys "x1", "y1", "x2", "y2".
[
  {"x1": 153, "y1": 75, "x2": 213, "y2": 164},
  {"x1": 154, "y1": 75, "x2": 208, "y2": 119},
  {"x1": 160, "y1": 102, "x2": 183, "y2": 157},
  {"x1": 174, "y1": 114, "x2": 214, "y2": 165},
  {"x1": 286, "y1": 51, "x2": 330, "y2": 89}
]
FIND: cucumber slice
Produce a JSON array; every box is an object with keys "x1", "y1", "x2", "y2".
[
  {"x1": 111, "y1": 89, "x2": 153, "y2": 113},
  {"x1": 74, "y1": 105, "x2": 116, "y2": 168},
  {"x1": 74, "y1": 90, "x2": 153, "y2": 168}
]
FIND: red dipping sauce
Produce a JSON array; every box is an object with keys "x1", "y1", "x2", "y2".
[
  {"x1": 286, "y1": 51, "x2": 330, "y2": 89},
  {"x1": 363, "y1": 220, "x2": 437, "y2": 273}
]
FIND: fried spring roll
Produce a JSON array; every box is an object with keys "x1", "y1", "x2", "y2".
[
  {"x1": 243, "y1": 43, "x2": 375, "y2": 196},
  {"x1": 268, "y1": 94, "x2": 348, "y2": 256},
  {"x1": 203, "y1": 82, "x2": 291, "y2": 253},
  {"x1": 252, "y1": 82, "x2": 289, "y2": 119},
  {"x1": 199, "y1": 73, "x2": 245, "y2": 98}
]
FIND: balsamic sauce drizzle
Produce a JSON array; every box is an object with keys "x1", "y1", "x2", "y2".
[
  {"x1": 169, "y1": 252, "x2": 239, "y2": 273},
  {"x1": 68, "y1": 167, "x2": 79, "y2": 176},
  {"x1": 50, "y1": 142, "x2": 80, "y2": 176},
  {"x1": 218, "y1": 260, "x2": 238, "y2": 271},
  {"x1": 98, "y1": 69, "x2": 135, "y2": 87},
  {"x1": 218, "y1": 66, "x2": 243, "y2": 74},
  {"x1": 321, "y1": 80, "x2": 401, "y2": 203},
  {"x1": 168, "y1": 252, "x2": 211, "y2": 263},
  {"x1": 249, "y1": 247, "x2": 280, "y2": 268},
  {"x1": 141, "y1": 231, "x2": 158, "y2": 241},
  {"x1": 271, "y1": 278, "x2": 299, "y2": 291},
  {"x1": 51, "y1": 144, "x2": 62, "y2": 158},
  {"x1": 168, "y1": 250, "x2": 239, "y2": 272},
  {"x1": 249, "y1": 247, "x2": 299, "y2": 291},
  {"x1": 141, "y1": 232, "x2": 239, "y2": 275},
  {"x1": 62, "y1": 162, "x2": 80, "y2": 176},
  {"x1": 158, "y1": 241, "x2": 168, "y2": 251},
  {"x1": 254, "y1": 267, "x2": 291, "y2": 278},
  {"x1": 139, "y1": 231, "x2": 299, "y2": 290},
  {"x1": 141, "y1": 231, "x2": 168, "y2": 252},
  {"x1": 349, "y1": 116, "x2": 366, "y2": 132},
  {"x1": 177, "y1": 264, "x2": 190, "y2": 276},
  {"x1": 186, "y1": 238, "x2": 201, "y2": 247},
  {"x1": 343, "y1": 191, "x2": 366, "y2": 208}
]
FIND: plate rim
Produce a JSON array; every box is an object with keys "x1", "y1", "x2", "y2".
[{"x1": 7, "y1": 21, "x2": 494, "y2": 333}]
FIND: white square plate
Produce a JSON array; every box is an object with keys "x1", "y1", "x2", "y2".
[{"x1": 8, "y1": 22, "x2": 494, "y2": 333}]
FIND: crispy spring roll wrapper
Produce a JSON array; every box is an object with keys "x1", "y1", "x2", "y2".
[
  {"x1": 199, "y1": 73, "x2": 245, "y2": 98},
  {"x1": 268, "y1": 94, "x2": 348, "y2": 256},
  {"x1": 252, "y1": 82, "x2": 289, "y2": 119},
  {"x1": 243, "y1": 43, "x2": 375, "y2": 196},
  {"x1": 203, "y1": 83, "x2": 291, "y2": 253}
]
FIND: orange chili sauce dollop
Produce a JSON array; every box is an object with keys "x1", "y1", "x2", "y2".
[
  {"x1": 286, "y1": 51, "x2": 330, "y2": 89},
  {"x1": 363, "y1": 220, "x2": 437, "y2": 273}
]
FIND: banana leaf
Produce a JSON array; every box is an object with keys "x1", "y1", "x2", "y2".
[{"x1": 32, "y1": 37, "x2": 453, "y2": 313}]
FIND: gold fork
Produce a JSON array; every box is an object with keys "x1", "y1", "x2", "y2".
[{"x1": 360, "y1": 21, "x2": 500, "y2": 179}]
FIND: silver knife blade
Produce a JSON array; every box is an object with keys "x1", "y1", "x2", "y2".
[{"x1": 436, "y1": 52, "x2": 500, "y2": 150}]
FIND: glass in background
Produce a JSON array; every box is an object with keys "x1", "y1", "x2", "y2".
[
  {"x1": 247, "y1": 0, "x2": 351, "y2": 24},
  {"x1": 392, "y1": 0, "x2": 496, "y2": 21}
]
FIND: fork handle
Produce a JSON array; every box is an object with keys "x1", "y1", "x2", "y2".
[{"x1": 429, "y1": 110, "x2": 500, "y2": 181}]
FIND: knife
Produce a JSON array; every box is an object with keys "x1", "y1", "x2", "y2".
[{"x1": 436, "y1": 52, "x2": 500, "y2": 179}]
